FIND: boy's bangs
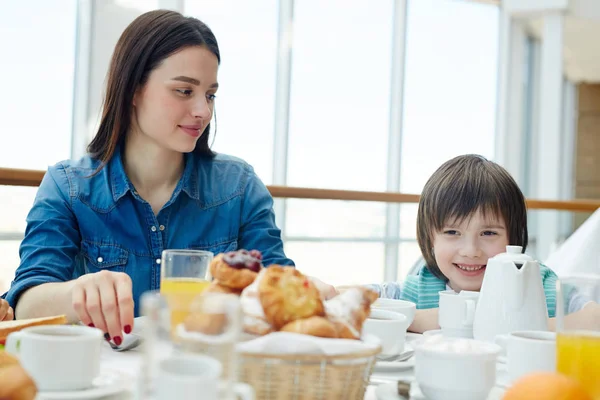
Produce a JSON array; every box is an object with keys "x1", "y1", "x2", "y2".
[{"x1": 430, "y1": 175, "x2": 505, "y2": 232}]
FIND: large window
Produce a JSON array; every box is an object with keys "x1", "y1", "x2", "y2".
[
  {"x1": 0, "y1": 0, "x2": 78, "y2": 293},
  {"x1": 184, "y1": 0, "x2": 279, "y2": 184}
]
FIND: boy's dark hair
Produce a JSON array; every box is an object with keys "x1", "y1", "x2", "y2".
[{"x1": 416, "y1": 154, "x2": 528, "y2": 281}]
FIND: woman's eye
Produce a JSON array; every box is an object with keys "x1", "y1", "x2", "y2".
[
  {"x1": 176, "y1": 89, "x2": 193, "y2": 96},
  {"x1": 207, "y1": 93, "x2": 217, "y2": 101}
]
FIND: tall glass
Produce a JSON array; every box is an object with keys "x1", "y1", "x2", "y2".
[
  {"x1": 556, "y1": 275, "x2": 600, "y2": 399},
  {"x1": 160, "y1": 249, "x2": 213, "y2": 332}
]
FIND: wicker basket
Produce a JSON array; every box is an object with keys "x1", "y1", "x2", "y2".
[{"x1": 237, "y1": 344, "x2": 381, "y2": 400}]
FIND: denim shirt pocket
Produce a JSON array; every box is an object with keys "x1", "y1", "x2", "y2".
[
  {"x1": 188, "y1": 239, "x2": 238, "y2": 257},
  {"x1": 81, "y1": 240, "x2": 129, "y2": 273}
]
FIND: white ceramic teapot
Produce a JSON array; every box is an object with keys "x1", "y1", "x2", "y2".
[{"x1": 472, "y1": 245, "x2": 549, "y2": 342}]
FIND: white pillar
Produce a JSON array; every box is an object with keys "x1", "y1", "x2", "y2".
[
  {"x1": 536, "y1": 12, "x2": 564, "y2": 260},
  {"x1": 384, "y1": 0, "x2": 408, "y2": 282},
  {"x1": 495, "y1": 11, "x2": 528, "y2": 187},
  {"x1": 271, "y1": 0, "x2": 295, "y2": 234}
]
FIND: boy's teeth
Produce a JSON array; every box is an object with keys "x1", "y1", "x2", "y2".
[{"x1": 456, "y1": 264, "x2": 484, "y2": 271}]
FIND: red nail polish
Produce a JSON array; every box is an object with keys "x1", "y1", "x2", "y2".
[
  {"x1": 88, "y1": 323, "x2": 94, "y2": 328},
  {"x1": 124, "y1": 325, "x2": 132, "y2": 334},
  {"x1": 114, "y1": 336, "x2": 122, "y2": 346}
]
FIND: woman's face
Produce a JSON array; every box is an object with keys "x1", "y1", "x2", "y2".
[{"x1": 131, "y1": 45, "x2": 219, "y2": 153}]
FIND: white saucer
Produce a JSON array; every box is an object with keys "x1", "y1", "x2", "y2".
[
  {"x1": 422, "y1": 329, "x2": 442, "y2": 337},
  {"x1": 373, "y1": 345, "x2": 415, "y2": 371},
  {"x1": 36, "y1": 369, "x2": 130, "y2": 399},
  {"x1": 375, "y1": 382, "x2": 409, "y2": 400}
]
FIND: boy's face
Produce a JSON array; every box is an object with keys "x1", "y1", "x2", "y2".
[{"x1": 432, "y1": 210, "x2": 509, "y2": 292}]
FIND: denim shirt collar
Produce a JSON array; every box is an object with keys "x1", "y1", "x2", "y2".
[{"x1": 109, "y1": 148, "x2": 200, "y2": 203}]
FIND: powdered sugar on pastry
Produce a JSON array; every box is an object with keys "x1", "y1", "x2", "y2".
[
  {"x1": 240, "y1": 269, "x2": 273, "y2": 335},
  {"x1": 324, "y1": 288, "x2": 364, "y2": 338}
]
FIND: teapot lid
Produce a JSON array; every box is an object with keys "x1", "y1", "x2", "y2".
[{"x1": 491, "y1": 245, "x2": 534, "y2": 263}]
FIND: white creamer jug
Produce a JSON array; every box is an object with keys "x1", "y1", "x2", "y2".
[{"x1": 473, "y1": 245, "x2": 549, "y2": 342}]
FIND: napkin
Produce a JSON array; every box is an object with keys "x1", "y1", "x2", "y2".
[{"x1": 235, "y1": 331, "x2": 381, "y2": 356}]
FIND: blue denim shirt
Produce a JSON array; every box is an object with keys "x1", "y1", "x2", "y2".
[{"x1": 3, "y1": 149, "x2": 293, "y2": 316}]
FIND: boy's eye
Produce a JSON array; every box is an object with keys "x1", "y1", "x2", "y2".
[
  {"x1": 444, "y1": 230, "x2": 459, "y2": 235},
  {"x1": 482, "y1": 231, "x2": 498, "y2": 236}
]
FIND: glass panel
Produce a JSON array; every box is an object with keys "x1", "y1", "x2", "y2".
[
  {"x1": 400, "y1": 0, "x2": 499, "y2": 194},
  {"x1": 0, "y1": 241, "x2": 21, "y2": 294},
  {"x1": 285, "y1": 199, "x2": 386, "y2": 238},
  {"x1": 0, "y1": 186, "x2": 38, "y2": 234},
  {"x1": 184, "y1": 0, "x2": 278, "y2": 183},
  {"x1": 397, "y1": 241, "x2": 423, "y2": 280},
  {"x1": 0, "y1": 0, "x2": 77, "y2": 170},
  {"x1": 399, "y1": 203, "x2": 419, "y2": 239},
  {"x1": 284, "y1": 242, "x2": 384, "y2": 286},
  {"x1": 287, "y1": 0, "x2": 393, "y2": 191}
]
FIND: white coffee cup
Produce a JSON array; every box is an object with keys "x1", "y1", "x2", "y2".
[
  {"x1": 363, "y1": 309, "x2": 408, "y2": 356},
  {"x1": 5, "y1": 325, "x2": 103, "y2": 391},
  {"x1": 438, "y1": 290, "x2": 479, "y2": 338},
  {"x1": 415, "y1": 336, "x2": 501, "y2": 400},
  {"x1": 495, "y1": 330, "x2": 556, "y2": 383},
  {"x1": 371, "y1": 298, "x2": 416, "y2": 326},
  {"x1": 155, "y1": 354, "x2": 254, "y2": 400}
]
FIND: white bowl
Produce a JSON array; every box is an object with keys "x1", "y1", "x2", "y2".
[
  {"x1": 363, "y1": 309, "x2": 408, "y2": 356},
  {"x1": 371, "y1": 298, "x2": 416, "y2": 326},
  {"x1": 415, "y1": 337, "x2": 500, "y2": 400}
]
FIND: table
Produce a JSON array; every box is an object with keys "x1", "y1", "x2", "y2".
[{"x1": 70, "y1": 333, "x2": 507, "y2": 400}]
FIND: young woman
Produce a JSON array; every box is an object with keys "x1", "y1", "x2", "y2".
[{"x1": 2, "y1": 10, "x2": 294, "y2": 345}]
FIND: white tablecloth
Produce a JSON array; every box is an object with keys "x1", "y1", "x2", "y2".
[{"x1": 83, "y1": 333, "x2": 507, "y2": 400}]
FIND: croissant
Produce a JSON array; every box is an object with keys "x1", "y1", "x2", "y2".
[
  {"x1": 259, "y1": 266, "x2": 325, "y2": 329},
  {"x1": 210, "y1": 250, "x2": 263, "y2": 290},
  {"x1": 0, "y1": 353, "x2": 37, "y2": 400},
  {"x1": 204, "y1": 280, "x2": 242, "y2": 296},
  {"x1": 280, "y1": 316, "x2": 338, "y2": 338},
  {"x1": 324, "y1": 287, "x2": 378, "y2": 339}
]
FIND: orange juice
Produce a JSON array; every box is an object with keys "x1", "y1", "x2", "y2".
[
  {"x1": 160, "y1": 278, "x2": 210, "y2": 331},
  {"x1": 557, "y1": 331, "x2": 600, "y2": 399}
]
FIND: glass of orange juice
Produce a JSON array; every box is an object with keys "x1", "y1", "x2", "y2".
[
  {"x1": 160, "y1": 249, "x2": 213, "y2": 333},
  {"x1": 556, "y1": 275, "x2": 600, "y2": 399}
]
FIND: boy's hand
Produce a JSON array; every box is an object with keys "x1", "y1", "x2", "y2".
[{"x1": 0, "y1": 300, "x2": 14, "y2": 321}]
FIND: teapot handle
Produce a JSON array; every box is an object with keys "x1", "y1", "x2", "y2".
[{"x1": 504, "y1": 260, "x2": 525, "y2": 310}]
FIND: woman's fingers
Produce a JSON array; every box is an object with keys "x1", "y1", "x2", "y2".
[
  {"x1": 97, "y1": 272, "x2": 123, "y2": 344},
  {"x1": 0, "y1": 301, "x2": 12, "y2": 321},
  {"x1": 84, "y1": 282, "x2": 110, "y2": 335},
  {"x1": 71, "y1": 284, "x2": 93, "y2": 327},
  {"x1": 114, "y1": 273, "x2": 134, "y2": 335}
]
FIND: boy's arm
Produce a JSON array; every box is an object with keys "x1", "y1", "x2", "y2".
[
  {"x1": 548, "y1": 301, "x2": 600, "y2": 331},
  {"x1": 408, "y1": 308, "x2": 440, "y2": 333}
]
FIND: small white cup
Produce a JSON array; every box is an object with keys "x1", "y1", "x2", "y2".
[
  {"x1": 155, "y1": 354, "x2": 254, "y2": 400},
  {"x1": 371, "y1": 298, "x2": 416, "y2": 326},
  {"x1": 363, "y1": 309, "x2": 408, "y2": 356},
  {"x1": 5, "y1": 325, "x2": 103, "y2": 391},
  {"x1": 495, "y1": 330, "x2": 556, "y2": 383},
  {"x1": 415, "y1": 336, "x2": 500, "y2": 400},
  {"x1": 438, "y1": 290, "x2": 479, "y2": 338}
]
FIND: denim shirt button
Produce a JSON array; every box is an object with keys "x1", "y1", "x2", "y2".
[
  {"x1": 159, "y1": 225, "x2": 165, "y2": 231},
  {"x1": 151, "y1": 226, "x2": 157, "y2": 232},
  {"x1": 97, "y1": 257, "x2": 103, "y2": 263},
  {"x1": 155, "y1": 258, "x2": 161, "y2": 265}
]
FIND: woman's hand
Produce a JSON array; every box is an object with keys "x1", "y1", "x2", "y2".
[
  {"x1": 309, "y1": 277, "x2": 339, "y2": 300},
  {"x1": 0, "y1": 299, "x2": 14, "y2": 321},
  {"x1": 70, "y1": 271, "x2": 134, "y2": 345},
  {"x1": 549, "y1": 301, "x2": 600, "y2": 332}
]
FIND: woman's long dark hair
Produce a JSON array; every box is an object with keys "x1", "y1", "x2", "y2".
[{"x1": 87, "y1": 10, "x2": 220, "y2": 165}]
